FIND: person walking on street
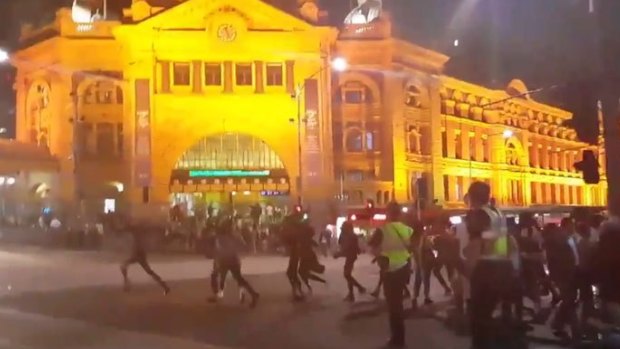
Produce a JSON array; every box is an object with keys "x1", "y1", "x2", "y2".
[
  {"x1": 281, "y1": 211, "x2": 305, "y2": 301},
  {"x1": 120, "y1": 221, "x2": 170, "y2": 295},
  {"x1": 368, "y1": 201, "x2": 414, "y2": 348},
  {"x1": 298, "y1": 220, "x2": 327, "y2": 294},
  {"x1": 337, "y1": 220, "x2": 366, "y2": 302}
]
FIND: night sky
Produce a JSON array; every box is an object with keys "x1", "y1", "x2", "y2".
[{"x1": 0, "y1": 0, "x2": 618, "y2": 136}]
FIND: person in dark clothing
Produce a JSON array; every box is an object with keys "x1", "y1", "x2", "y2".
[
  {"x1": 282, "y1": 212, "x2": 305, "y2": 301},
  {"x1": 337, "y1": 221, "x2": 366, "y2": 302},
  {"x1": 413, "y1": 229, "x2": 451, "y2": 307},
  {"x1": 120, "y1": 222, "x2": 170, "y2": 294},
  {"x1": 594, "y1": 220, "x2": 620, "y2": 327},
  {"x1": 515, "y1": 215, "x2": 545, "y2": 320},
  {"x1": 434, "y1": 222, "x2": 460, "y2": 283},
  {"x1": 208, "y1": 217, "x2": 259, "y2": 308},
  {"x1": 549, "y1": 218, "x2": 580, "y2": 341},
  {"x1": 298, "y1": 222, "x2": 327, "y2": 293}
]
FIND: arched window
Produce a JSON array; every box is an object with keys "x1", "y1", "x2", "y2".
[
  {"x1": 405, "y1": 85, "x2": 422, "y2": 107},
  {"x1": 407, "y1": 127, "x2": 421, "y2": 154},
  {"x1": 345, "y1": 129, "x2": 364, "y2": 152},
  {"x1": 506, "y1": 143, "x2": 519, "y2": 165}
]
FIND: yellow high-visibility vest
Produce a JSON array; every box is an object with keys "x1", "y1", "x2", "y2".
[{"x1": 381, "y1": 222, "x2": 414, "y2": 271}]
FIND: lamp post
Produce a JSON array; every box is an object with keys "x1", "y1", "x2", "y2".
[
  {"x1": 0, "y1": 49, "x2": 9, "y2": 64},
  {"x1": 293, "y1": 57, "x2": 348, "y2": 206}
]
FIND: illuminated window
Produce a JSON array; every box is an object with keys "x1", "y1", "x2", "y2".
[
  {"x1": 266, "y1": 63, "x2": 283, "y2": 86},
  {"x1": 204, "y1": 63, "x2": 222, "y2": 86},
  {"x1": 345, "y1": 129, "x2": 363, "y2": 152},
  {"x1": 173, "y1": 63, "x2": 191, "y2": 86},
  {"x1": 235, "y1": 63, "x2": 253, "y2": 86},
  {"x1": 366, "y1": 130, "x2": 380, "y2": 151}
]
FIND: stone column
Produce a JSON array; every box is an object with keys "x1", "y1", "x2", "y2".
[
  {"x1": 446, "y1": 120, "x2": 456, "y2": 158},
  {"x1": 460, "y1": 124, "x2": 470, "y2": 161},
  {"x1": 530, "y1": 138, "x2": 539, "y2": 168},
  {"x1": 563, "y1": 184, "x2": 570, "y2": 205},
  {"x1": 474, "y1": 127, "x2": 484, "y2": 162}
]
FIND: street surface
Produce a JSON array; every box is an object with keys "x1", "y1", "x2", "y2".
[{"x1": 0, "y1": 246, "x2": 565, "y2": 349}]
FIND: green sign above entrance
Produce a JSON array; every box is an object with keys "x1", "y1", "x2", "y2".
[{"x1": 188, "y1": 170, "x2": 271, "y2": 178}]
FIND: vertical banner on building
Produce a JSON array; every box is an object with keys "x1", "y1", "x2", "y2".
[
  {"x1": 134, "y1": 79, "x2": 152, "y2": 187},
  {"x1": 304, "y1": 79, "x2": 321, "y2": 186}
]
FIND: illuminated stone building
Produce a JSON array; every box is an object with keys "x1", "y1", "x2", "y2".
[{"x1": 10, "y1": 0, "x2": 607, "y2": 221}]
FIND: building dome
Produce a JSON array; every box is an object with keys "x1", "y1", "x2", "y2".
[{"x1": 506, "y1": 79, "x2": 530, "y2": 99}]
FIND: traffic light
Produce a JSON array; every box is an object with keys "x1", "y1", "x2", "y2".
[{"x1": 574, "y1": 150, "x2": 600, "y2": 184}]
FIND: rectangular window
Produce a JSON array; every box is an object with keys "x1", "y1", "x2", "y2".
[
  {"x1": 266, "y1": 63, "x2": 283, "y2": 86},
  {"x1": 235, "y1": 63, "x2": 253, "y2": 86},
  {"x1": 204, "y1": 63, "x2": 222, "y2": 86},
  {"x1": 173, "y1": 63, "x2": 191, "y2": 86},
  {"x1": 116, "y1": 123, "x2": 124, "y2": 157},
  {"x1": 346, "y1": 170, "x2": 365, "y2": 182},
  {"x1": 96, "y1": 122, "x2": 115, "y2": 157},
  {"x1": 333, "y1": 122, "x2": 343, "y2": 152},
  {"x1": 344, "y1": 90, "x2": 363, "y2": 103}
]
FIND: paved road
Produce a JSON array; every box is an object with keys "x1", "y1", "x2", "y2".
[{"x1": 0, "y1": 247, "x2": 564, "y2": 349}]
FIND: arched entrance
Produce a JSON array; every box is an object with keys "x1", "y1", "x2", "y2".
[{"x1": 169, "y1": 133, "x2": 291, "y2": 211}]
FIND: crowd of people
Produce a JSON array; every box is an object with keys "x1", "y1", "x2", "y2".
[{"x1": 118, "y1": 182, "x2": 620, "y2": 349}]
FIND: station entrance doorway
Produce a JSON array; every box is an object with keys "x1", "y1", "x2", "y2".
[{"x1": 169, "y1": 133, "x2": 291, "y2": 216}]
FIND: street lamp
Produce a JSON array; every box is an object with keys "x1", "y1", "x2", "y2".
[
  {"x1": 294, "y1": 57, "x2": 348, "y2": 206},
  {"x1": 0, "y1": 49, "x2": 9, "y2": 63}
]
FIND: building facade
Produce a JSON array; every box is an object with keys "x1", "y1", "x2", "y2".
[{"x1": 11, "y1": 0, "x2": 607, "y2": 221}]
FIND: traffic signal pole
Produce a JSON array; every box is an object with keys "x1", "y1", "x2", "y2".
[
  {"x1": 600, "y1": 95, "x2": 620, "y2": 215},
  {"x1": 594, "y1": 0, "x2": 620, "y2": 216}
]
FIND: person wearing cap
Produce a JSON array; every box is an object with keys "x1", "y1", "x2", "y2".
[{"x1": 368, "y1": 201, "x2": 414, "y2": 348}]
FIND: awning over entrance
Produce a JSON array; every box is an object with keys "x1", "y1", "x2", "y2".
[
  {"x1": 170, "y1": 133, "x2": 290, "y2": 194},
  {"x1": 0, "y1": 140, "x2": 58, "y2": 173}
]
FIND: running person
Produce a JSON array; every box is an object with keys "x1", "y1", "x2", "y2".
[{"x1": 120, "y1": 221, "x2": 170, "y2": 294}]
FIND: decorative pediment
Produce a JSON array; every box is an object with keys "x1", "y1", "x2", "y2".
[{"x1": 132, "y1": 0, "x2": 313, "y2": 32}]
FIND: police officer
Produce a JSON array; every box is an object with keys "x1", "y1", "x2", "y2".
[
  {"x1": 368, "y1": 201, "x2": 414, "y2": 348},
  {"x1": 465, "y1": 182, "x2": 521, "y2": 349}
]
